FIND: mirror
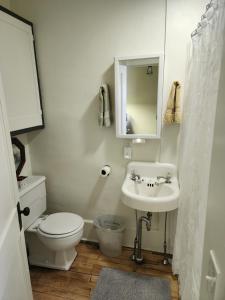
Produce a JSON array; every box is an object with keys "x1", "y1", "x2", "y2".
[
  {"x1": 11, "y1": 137, "x2": 26, "y2": 181},
  {"x1": 115, "y1": 55, "x2": 164, "y2": 139}
]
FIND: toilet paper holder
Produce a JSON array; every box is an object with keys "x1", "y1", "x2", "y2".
[{"x1": 100, "y1": 165, "x2": 111, "y2": 177}]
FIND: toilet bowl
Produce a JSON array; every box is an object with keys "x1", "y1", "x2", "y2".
[
  {"x1": 26, "y1": 212, "x2": 84, "y2": 270},
  {"x1": 19, "y1": 176, "x2": 84, "y2": 270},
  {"x1": 37, "y1": 212, "x2": 84, "y2": 251}
]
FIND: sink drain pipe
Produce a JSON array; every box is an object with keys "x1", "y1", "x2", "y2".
[
  {"x1": 131, "y1": 211, "x2": 170, "y2": 265},
  {"x1": 131, "y1": 211, "x2": 152, "y2": 263},
  {"x1": 162, "y1": 212, "x2": 169, "y2": 265}
]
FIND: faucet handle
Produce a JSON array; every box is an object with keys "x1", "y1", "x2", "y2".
[
  {"x1": 130, "y1": 169, "x2": 135, "y2": 180},
  {"x1": 166, "y1": 172, "x2": 172, "y2": 183},
  {"x1": 130, "y1": 169, "x2": 141, "y2": 182}
]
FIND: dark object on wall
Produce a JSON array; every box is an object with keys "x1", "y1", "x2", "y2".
[
  {"x1": 11, "y1": 137, "x2": 26, "y2": 181},
  {"x1": 0, "y1": 5, "x2": 44, "y2": 136}
]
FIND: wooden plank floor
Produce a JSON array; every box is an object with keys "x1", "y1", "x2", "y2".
[{"x1": 30, "y1": 242, "x2": 179, "y2": 300}]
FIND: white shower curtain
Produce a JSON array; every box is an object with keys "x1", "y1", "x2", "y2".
[{"x1": 173, "y1": 1, "x2": 225, "y2": 299}]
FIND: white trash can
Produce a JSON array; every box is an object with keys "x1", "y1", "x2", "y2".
[{"x1": 94, "y1": 215, "x2": 125, "y2": 257}]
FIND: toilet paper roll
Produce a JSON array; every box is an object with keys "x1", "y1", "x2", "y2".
[{"x1": 100, "y1": 165, "x2": 111, "y2": 177}]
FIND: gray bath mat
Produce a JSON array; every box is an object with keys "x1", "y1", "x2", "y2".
[{"x1": 91, "y1": 268, "x2": 171, "y2": 300}]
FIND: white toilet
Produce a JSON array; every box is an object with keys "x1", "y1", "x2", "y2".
[{"x1": 19, "y1": 176, "x2": 84, "y2": 270}]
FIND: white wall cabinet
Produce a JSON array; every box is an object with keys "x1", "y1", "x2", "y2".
[{"x1": 0, "y1": 6, "x2": 44, "y2": 134}]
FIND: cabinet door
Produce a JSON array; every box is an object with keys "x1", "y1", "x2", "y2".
[{"x1": 0, "y1": 7, "x2": 44, "y2": 134}]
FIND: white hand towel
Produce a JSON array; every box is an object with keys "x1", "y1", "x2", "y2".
[
  {"x1": 99, "y1": 84, "x2": 111, "y2": 128},
  {"x1": 98, "y1": 87, "x2": 104, "y2": 127},
  {"x1": 164, "y1": 81, "x2": 181, "y2": 125}
]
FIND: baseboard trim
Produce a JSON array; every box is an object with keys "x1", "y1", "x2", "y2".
[
  {"x1": 80, "y1": 238, "x2": 173, "y2": 259},
  {"x1": 82, "y1": 218, "x2": 172, "y2": 253},
  {"x1": 81, "y1": 238, "x2": 98, "y2": 247}
]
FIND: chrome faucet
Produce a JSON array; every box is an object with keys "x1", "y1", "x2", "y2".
[
  {"x1": 130, "y1": 170, "x2": 141, "y2": 183},
  {"x1": 156, "y1": 173, "x2": 172, "y2": 185}
]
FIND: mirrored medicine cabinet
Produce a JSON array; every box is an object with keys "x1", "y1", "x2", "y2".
[{"x1": 114, "y1": 55, "x2": 164, "y2": 139}]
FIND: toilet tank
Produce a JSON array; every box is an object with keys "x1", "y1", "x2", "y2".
[{"x1": 19, "y1": 176, "x2": 46, "y2": 230}]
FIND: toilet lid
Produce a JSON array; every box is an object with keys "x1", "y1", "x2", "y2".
[{"x1": 39, "y1": 213, "x2": 84, "y2": 235}]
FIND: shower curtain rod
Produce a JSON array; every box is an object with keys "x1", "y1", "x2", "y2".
[{"x1": 191, "y1": 0, "x2": 217, "y2": 37}]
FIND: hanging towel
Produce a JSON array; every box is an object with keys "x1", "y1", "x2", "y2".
[
  {"x1": 98, "y1": 84, "x2": 111, "y2": 127},
  {"x1": 174, "y1": 82, "x2": 181, "y2": 124},
  {"x1": 164, "y1": 81, "x2": 181, "y2": 124}
]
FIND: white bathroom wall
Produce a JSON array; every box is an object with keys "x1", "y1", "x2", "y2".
[
  {"x1": 161, "y1": 0, "x2": 208, "y2": 164},
  {"x1": 10, "y1": 0, "x2": 207, "y2": 252},
  {"x1": 0, "y1": 0, "x2": 10, "y2": 9},
  {"x1": 10, "y1": 0, "x2": 166, "y2": 251}
]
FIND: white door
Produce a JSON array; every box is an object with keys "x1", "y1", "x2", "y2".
[{"x1": 0, "y1": 75, "x2": 33, "y2": 300}]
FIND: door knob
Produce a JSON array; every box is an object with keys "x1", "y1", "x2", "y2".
[
  {"x1": 19, "y1": 207, "x2": 30, "y2": 216},
  {"x1": 17, "y1": 202, "x2": 30, "y2": 230}
]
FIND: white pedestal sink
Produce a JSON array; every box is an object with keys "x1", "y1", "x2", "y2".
[{"x1": 122, "y1": 162, "x2": 179, "y2": 212}]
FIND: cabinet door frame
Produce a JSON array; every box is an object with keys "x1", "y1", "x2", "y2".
[{"x1": 0, "y1": 4, "x2": 44, "y2": 136}]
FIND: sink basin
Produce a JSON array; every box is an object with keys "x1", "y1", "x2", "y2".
[{"x1": 122, "y1": 162, "x2": 179, "y2": 212}]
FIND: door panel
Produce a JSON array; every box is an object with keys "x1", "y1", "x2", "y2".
[
  {"x1": 0, "y1": 213, "x2": 32, "y2": 300},
  {"x1": 0, "y1": 74, "x2": 33, "y2": 300}
]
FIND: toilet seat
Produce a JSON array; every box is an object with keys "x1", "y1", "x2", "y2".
[{"x1": 38, "y1": 212, "x2": 84, "y2": 238}]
